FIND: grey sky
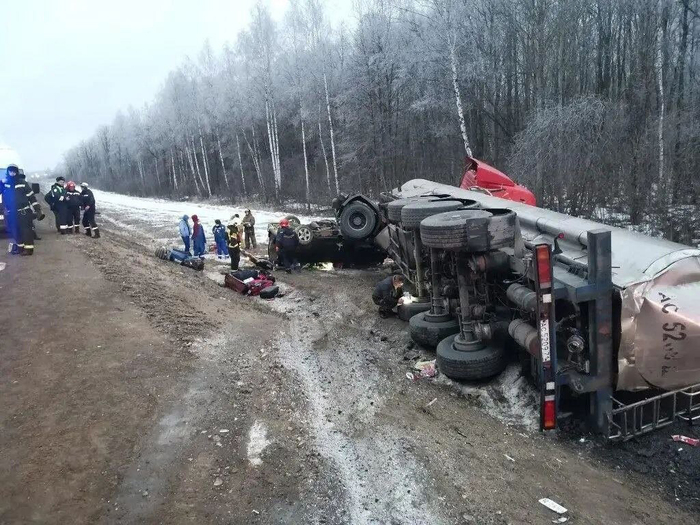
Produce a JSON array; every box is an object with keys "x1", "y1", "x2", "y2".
[{"x1": 1, "y1": 0, "x2": 351, "y2": 171}]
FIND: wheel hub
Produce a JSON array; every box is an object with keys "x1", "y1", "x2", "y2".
[{"x1": 350, "y1": 213, "x2": 366, "y2": 228}]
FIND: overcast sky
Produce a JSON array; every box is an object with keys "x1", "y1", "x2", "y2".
[{"x1": 1, "y1": 0, "x2": 351, "y2": 171}]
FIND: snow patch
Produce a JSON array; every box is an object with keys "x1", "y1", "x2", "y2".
[
  {"x1": 247, "y1": 421, "x2": 270, "y2": 466},
  {"x1": 94, "y1": 189, "x2": 326, "y2": 249},
  {"x1": 438, "y1": 363, "x2": 539, "y2": 431}
]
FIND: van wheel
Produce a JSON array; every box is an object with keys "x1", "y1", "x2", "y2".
[
  {"x1": 297, "y1": 226, "x2": 314, "y2": 245},
  {"x1": 436, "y1": 334, "x2": 506, "y2": 380}
]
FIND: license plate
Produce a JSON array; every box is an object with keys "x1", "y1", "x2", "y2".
[{"x1": 539, "y1": 319, "x2": 551, "y2": 362}]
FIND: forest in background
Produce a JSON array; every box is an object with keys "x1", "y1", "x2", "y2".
[{"x1": 60, "y1": 0, "x2": 700, "y2": 244}]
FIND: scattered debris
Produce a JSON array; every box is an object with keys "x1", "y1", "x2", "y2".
[
  {"x1": 552, "y1": 517, "x2": 569, "y2": 523},
  {"x1": 425, "y1": 397, "x2": 438, "y2": 408},
  {"x1": 252, "y1": 509, "x2": 260, "y2": 515},
  {"x1": 406, "y1": 360, "x2": 437, "y2": 380},
  {"x1": 672, "y1": 435, "x2": 699, "y2": 447},
  {"x1": 539, "y1": 498, "x2": 567, "y2": 515},
  {"x1": 219, "y1": 429, "x2": 230, "y2": 434},
  {"x1": 213, "y1": 477, "x2": 223, "y2": 487},
  {"x1": 0, "y1": 262, "x2": 5, "y2": 272},
  {"x1": 141, "y1": 490, "x2": 149, "y2": 498},
  {"x1": 504, "y1": 454, "x2": 515, "y2": 462}
]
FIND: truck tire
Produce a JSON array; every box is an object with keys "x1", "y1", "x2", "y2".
[
  {"x1": 297, "y1": 226, "x2": 314, "y2": 245},
  {"x1": 436, "y1": 334, "x2": 506, "y2": 380},
  {"x1": 339, "y1": 201, "x2": 377, "y2": 240},
  {"x1": 401, "y1": 199, "x2": 477, "y2": 229},
  {"x1": 409, "y1": 312, "x2": 460, "y2": 348},
  {"x1": 397, "y1": 301, "x2": 431, "y2": 321},
  {"x1": 420, "y1": 208, "x2": 516, "y2": 252},
  {"x1": 386, "y1": 198, "x2": 419, "y2": 223}
]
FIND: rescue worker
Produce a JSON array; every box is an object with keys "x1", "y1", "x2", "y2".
[
  {"x1": 45, "y1": 176, "x2": 67, "y2": 233},
  {"x1": 80, "y1": 183, "x2": 100, "y2": 238},
  {"x1": 242, "y1": 209, "x2": 257, "y2": 249},
  {"x1": 372, "y1": 274, "x2": 405, "y2": 318},
  {"x1": 178, "y1": 215, "x2": 191, "y2": 255},
  {"x1": 212, "y1": 219, "x2": 229, "y2": 259},
  {"x1": 274, "y1": 218, "x2": 299, "y2": 273},
  {"x1": 191, "y1": 214, "x2": 206, "y2": 257},
  {"x1": 226, "y1": 218, "x2": 242, "y2": 270},
  {"x1": 18, "y1": 171, "x2": 43, "y2": 240},
  {"x1": 64, "y1": 181, "x2": 82, "y2": 233},
  {"x1": 1, "y1": 164, "x2": 42, "y2": 255}
]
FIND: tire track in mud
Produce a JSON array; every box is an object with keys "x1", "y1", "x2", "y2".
[{"x1": 274, "y1": 293, "x2": 446, "y2": 525}]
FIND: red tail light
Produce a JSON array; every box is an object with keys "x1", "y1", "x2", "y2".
[
  {"x1": 536, "y1": 244, "x2": 552, "y2": 288},
  {"x1": 543, "y1": 396, "x2": 556, "y2": 429}
]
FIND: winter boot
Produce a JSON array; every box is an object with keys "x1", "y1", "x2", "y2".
[
  {"x1": 21, "y1": 247, "x2": 33, "y2": 256},
  {"x1": 85, "y1": 228, "x2": 92, "y2": 237},
  {"x1": 93, "y1": 228, "x2": 101, "y2": 239},
  {"x1": 74, "y1": 225, "x2": 80, "y2": 234}
]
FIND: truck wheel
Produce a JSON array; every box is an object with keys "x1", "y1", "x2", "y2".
[
  {"x1": 401, "y1": 199, "x2": 477, "y2": 229},
  {"x1": 397, "y1": 301, "x2": 431, "y2": 321},
  {"x1": 409, "y1": 312, "x2": 460, "y2": 348},
  {"x1": 340, "y1": 201, "x2": 377, "y2": 240},
  {"x1": 436, "y1": 334, "x2": 506, "y2": 380},
  {"x1": 297, "y1": 226, "x2": 314, "y2": 246},
  {"x1": 386, "y1": 198, "x2": 419, "y2": 223},
  {"x1": 420, "y1": 208, "x2": 516, "y2": 251}
]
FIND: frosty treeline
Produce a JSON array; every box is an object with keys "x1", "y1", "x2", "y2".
[{"x1": 61, "y1": 0, "x2": 700, "y2": 242}]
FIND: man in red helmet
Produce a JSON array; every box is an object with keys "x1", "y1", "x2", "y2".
[
  {"x1": 274, "y1": 218, "x2": 300, "y2": 273},
  {"x1": 64, "y1": 181, "x2": 82, "y2": 233}
]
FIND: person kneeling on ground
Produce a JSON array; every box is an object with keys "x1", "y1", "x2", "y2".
[
  {"x1": 274, "y1": 218, "x2": 299, "y2": 273},
  {"x1": 226, "y1": 219, "x2": 242, "y2": 270},
  {"x1": 191, "y1": 215, "x2": 206, "y2": 258},
  {"x1": 213, "y1": 219, "x2": 229, "y2": 259},
  {"x1": 372, "y1": 274, "x2": 405, "y2": 318}
]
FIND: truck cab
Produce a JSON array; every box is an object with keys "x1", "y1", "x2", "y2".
[{"x1": 460, "y1": 156, "x2": 536, "y2": 206}]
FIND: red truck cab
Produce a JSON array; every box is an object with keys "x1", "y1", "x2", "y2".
[{"x1": 460, "y1": 157, "x2": 536, "y2": 206}]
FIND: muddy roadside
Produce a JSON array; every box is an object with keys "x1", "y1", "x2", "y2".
[{"x1": 1, "y1": 217, "x2": 698, "y2": 524}]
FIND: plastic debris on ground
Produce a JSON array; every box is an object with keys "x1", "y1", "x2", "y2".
[
  {"x1": 539, "y1": 498, "x2": 568, "y2": 515},
  {"x1": 672, "y1": 434, "x2": 700, "y2": 446},
  {"x1": 406, "y1": 360, "x2": 437, "y2": 380},
  {"x1": 552, "y1": 518, "x2": 569, "y2": 523},
  {"x1": 0, "y1": 262, "x2": 5, "y2": 272}
]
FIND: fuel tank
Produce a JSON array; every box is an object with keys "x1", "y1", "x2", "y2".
[{"x1": 394, "y1": 179, "x2": 700, "y2": 392}]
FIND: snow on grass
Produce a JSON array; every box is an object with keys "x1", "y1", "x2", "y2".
[{"x1": 93, "y1": 189, "x2": 328, "y2": 249}]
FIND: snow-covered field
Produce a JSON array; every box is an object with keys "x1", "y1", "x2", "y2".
[{"x1": 94, "y1": 190, "x2": 326, "y2": 250}]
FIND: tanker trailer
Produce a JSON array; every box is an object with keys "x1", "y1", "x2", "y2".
[{"x1": 378, "y1": 179, "x2": 700, "y2": 440}]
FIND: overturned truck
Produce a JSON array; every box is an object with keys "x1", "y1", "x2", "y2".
[{"x1": 368, "y1": 178, "x2": 700, "y2": 440}]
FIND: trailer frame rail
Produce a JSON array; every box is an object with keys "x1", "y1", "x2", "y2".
[{"x1": 608, "y1": 383, "x2": 700, "y2": 441}]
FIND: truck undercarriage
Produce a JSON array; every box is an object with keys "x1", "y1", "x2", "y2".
[{"x1": 340, "y1": 179, "x2": 700, "y2": 440}]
